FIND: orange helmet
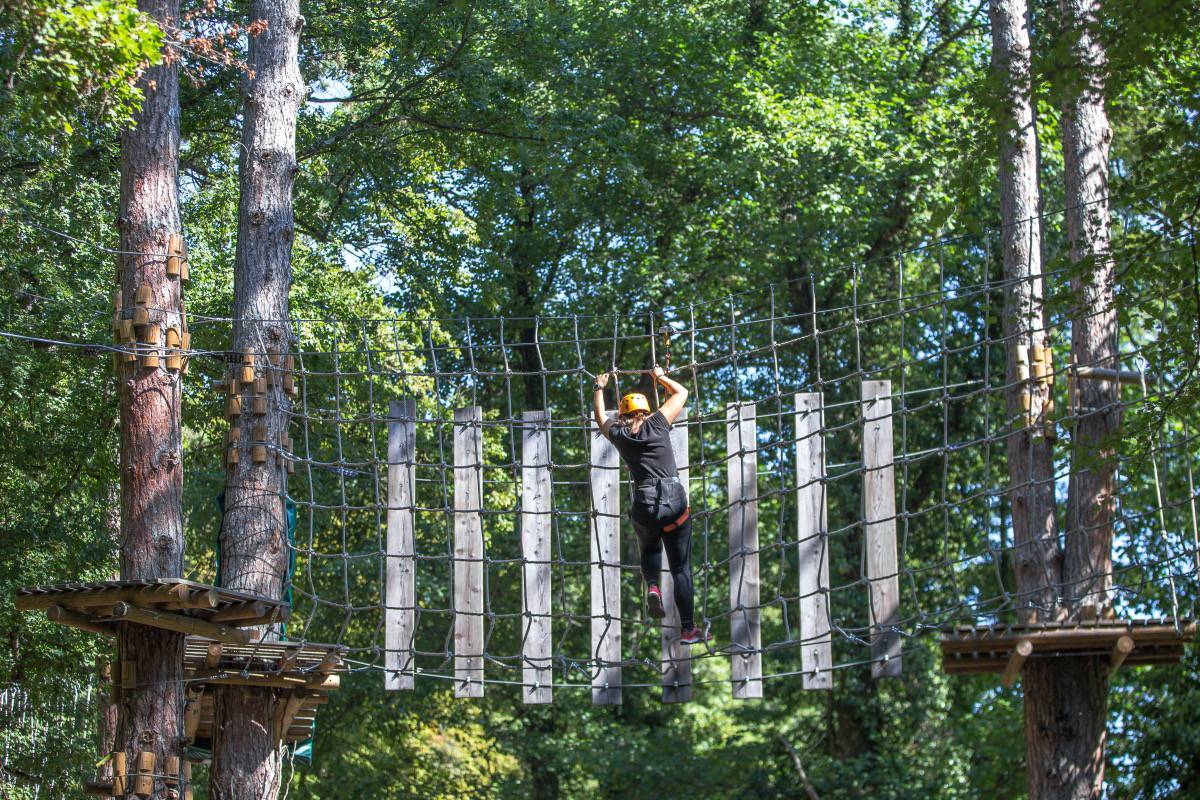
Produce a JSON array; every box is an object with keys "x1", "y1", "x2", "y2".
[{"x1": 619, "y1": 392, "x2": 651, "y2": 416}]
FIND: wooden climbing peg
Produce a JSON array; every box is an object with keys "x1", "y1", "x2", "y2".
[
  {"x1": 133, "y1": 750, "x2": 154, "y2": 795},
  {"x1": 240, "y1": 353, "x2": 255, "y2": 386},
  {"x1": 139, "y1": 324, "x2": 161, "y2": 369},
  {"x1": 165, "y1": 756, "x2": 180, "y2": 787},
  {"x1": 166, "y1": 234, "x2": 184, "y2": 277},
  {"x1": 165, "y1": 328, "x2": 182, "y2": 371},
  {"x1": 111, "y1": 751, "x2": 127, "y2": 796},
  {"x1": 252, "y1": 396, "x2": 267, "y2": 415},
  {"x1": 252, "y1": 444, "x2": 267, "y2": 463},
  {"x1": 226, "y1": 395, "x2": 242, "y2": 419}
]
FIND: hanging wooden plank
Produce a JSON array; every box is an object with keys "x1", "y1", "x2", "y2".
[
  {"x1": 862, "y1": 380, "x2": 902, "y2": 678},
  {"x1": 795, "y1": 393, "x2": 832, "y2": 690},
  {"x1": 590, "y1": 415, "x2": 621, "y2": 705},
  {"x1": 520, "y1": 410, "x2": 553, "y2": 705},
  {"x1": 454, "y1": 406, "x2": 485, "y2": 698},
  {"x1": 385, "y1": 399, "x2": 417, "y2": 691},
  {"x1": 662, "y1": 408, "x2": 692, "y2": 703},
  {"x1": 727, "y1": 402, "x2": 762, "y2": 699}
]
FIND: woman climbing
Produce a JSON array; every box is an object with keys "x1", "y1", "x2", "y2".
[{"x1": 592, "y1": 366, "x2": 711, "y2": 645}]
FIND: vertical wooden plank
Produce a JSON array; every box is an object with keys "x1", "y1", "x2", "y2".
[
  {"x1": 662, "y1": 408, "x2": 692, "y2": 703},
  {"x1": 862, "y1": 380, "x2": 902, "y2": 678},
  {"x1": 795, "y1": 393, "x2": 832, "y2": 690},
  {"x1": 454, "y1": 406, "x2": 485, "y2": 697},
  {"x1": 727, "y1": 402, "x2": 763, "y2": 699},
  {"x1": 520, "y1": 411, "x2": 553, "y2": 704},
  {"x1": 385, "y1": 399, "x2": 416, "y2": 690},
  {"x1": 590, "y1": 416, "x2": 621, "y2": 705}
]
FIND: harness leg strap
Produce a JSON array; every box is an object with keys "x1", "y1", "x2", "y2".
[{"x1": 663, "y1": 506, "x2": 690, "y2": 533}]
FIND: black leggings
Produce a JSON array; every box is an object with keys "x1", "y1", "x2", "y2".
[{"x1": 631, "y1": 504, "x2": 695, "y2": 630}]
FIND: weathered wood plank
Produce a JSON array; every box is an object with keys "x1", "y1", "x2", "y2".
[
  {"x1": 726, "y1": 402, "x2": 763, "y2": 699},
  {"x1": 590, "y1": 415, "x2": 622, "y2": 705},
  {"x1": 795, "y1": 393, "x2": 832, "y2": 690},
  {"x1": 862, "y1": 380, "x2": 902, "y2": 678},
  {"x1": 662, "y1": 408, "x2": 692, "y2": 703},
  {"x1": 454, "y1": 406, "x2": 485, "y2": 698},
  {"x1": 385, "y1": 399, "x2": 417, "y2": 691},
  {"x1": 521, "y1": 411, "x2": 553, "y2": 704}
]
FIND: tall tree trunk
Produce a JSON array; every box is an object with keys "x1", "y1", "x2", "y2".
[
  {"x1": 116, "y1": 0, "x2": 185, "y2": 796},
  {"x1": 1059, "y1": 0, "x2": 1117, "y2": 619},
  {"x1": 989, "y1": 0, "x2": 1062, "y2": 626},
  {"x1": 1035, "y1": 1, "x2": 1118, "y2": 798},
  {"x1": 211, "y1": 2, "x2": 304, "y2": 798}
]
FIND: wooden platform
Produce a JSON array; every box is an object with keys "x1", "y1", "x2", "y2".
[
  {"x1": 182, "y1": 637, "x2": 346, "y2": 750},
  {"x1": 16, "y1": 579, "x2": 289, "y2": 644},
  {"x1": 941, "y1": 618, "x2": 1195, "y2": 685}
]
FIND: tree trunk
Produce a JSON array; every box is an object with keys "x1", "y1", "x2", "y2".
[
  {"x1": 989, "y1": 0, "x2": 1062, "y2": 623},
  {"x1": 116, "y1": 0, "x2": 186, "y2": 796},
  {"x1": 210, "y1": 1, "x2": 304, "y2": 798},
  {"x1": 1059, "y1": 0, "x2": 1118, "y2": 617},
  {"x1": 1046, "y1": 0, "x2": 1117, "y2": 797}
]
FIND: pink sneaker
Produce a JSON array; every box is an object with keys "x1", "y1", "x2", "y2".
[
  {"x1": 679, "y1": 626, "x2": 712, "y2": 646},
  {"x1": 647, "y1": 585, "x2": 665, "y2": 619}
]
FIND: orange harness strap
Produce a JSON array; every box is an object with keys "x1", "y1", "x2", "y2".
[{"x1": 663, "y1": 506, "x2": 690, "y2": 533}]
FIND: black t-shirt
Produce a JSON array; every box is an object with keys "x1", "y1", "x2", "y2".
[{"x1": 605, "y1": 411, "x2": 678, "y2": 485}]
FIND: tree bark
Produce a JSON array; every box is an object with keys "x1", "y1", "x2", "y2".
[
  {"x1": 1059, "y1": 0, "x2": 1118, "y2": 618},
  {"x1": 211, "y1": 1, "x2": 303, "y2": 798},
  {"x1": 989, "y1": 0, "x2": 1062, "y2": 624},
  {"x1": 116, "y1": 0, "x2": 186, "y2": 796},
  {"x1": 1043, "y1": 0, "x2": 1118, "y2": 797}
]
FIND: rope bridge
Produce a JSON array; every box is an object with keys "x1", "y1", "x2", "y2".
[
  {"x1": 5, "y1": 214, "x2": 1199, "y2": 710},
  {"x1": 223, "y1": 229, "x2": 1200, "y2": 704}
]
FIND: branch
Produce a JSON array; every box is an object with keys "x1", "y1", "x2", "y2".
[{"x1": 778, "y1": 735, "x2": 821, "y2": 800}]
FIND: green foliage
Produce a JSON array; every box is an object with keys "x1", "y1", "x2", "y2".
[{"x1": 0, "y1": 0, "x2": 163, "y2": 134}]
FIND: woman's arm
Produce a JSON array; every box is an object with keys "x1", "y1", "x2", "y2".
[
  {"x1": 654, "y1": 366, "x2": 689, "y2": 423},
  {"x1": 592, "y1": 371, "x2": 613, "y2": 435}
]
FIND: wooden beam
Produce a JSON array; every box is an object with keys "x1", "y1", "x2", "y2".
[
  {"x1": 520, "y1": 410, "x2": 553, "y2": 705},
  {"x1": 1074, "y1": 366, "x2": 1151, "y2": 385},
  {"x1": 662, "y1": 408, "x2": 692, "y2": 704},
  {"x1": 208, "y1": 601, "x2": 268, "y2": 622},
  {"x1": 1001, "y1": 639, "x2": 1033, "y2": 687},
  {"x1": 453, "y1": 406, "x2": 485, "y2": 698},
  {"x1": 795, "y1": 393, "x2": 832, "y2": 691},
  {"x1": 197, "y1": 672, "x2": 339, "y2": 691},
  {"x1": 727, "y1": 402, "x2": 763, "y2": 699},
  {"x1": 862, "y1": 380, "x2": 902, "y2": 678},
  {"x1": 590, "y1": 413, "x2": 622, "y2": 705},
  {"x1": 204, "y1": 643, "x2": 222, "y2": 669},
  {"x1": 46, "y1": 605, "x2": 115, "y2": 636},
  {"x1": 106, "y1": 602, "x2": 251, "y2": 644},
  {"x1": 274, "y1": 691, "x2": 307, "y2": 745},
  {"x1": 1109, "y1": 635, "x2": 1134, "y2": 676},
  {"x1": 385, "y1": 398, "x2": 417, "y2": 691},
  {"x1": 16, "y1": 583, "x2": 189, "y2": 611},
  {"x1": 159, "y1": 589, "x2": 221, "y2": 611}
]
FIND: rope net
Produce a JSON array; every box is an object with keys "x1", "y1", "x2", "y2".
[{"x1": 194, "y1": 222, "x2": 1199, "y2": 695}]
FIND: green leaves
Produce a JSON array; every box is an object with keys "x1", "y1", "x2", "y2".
[{"x1": 0, "y1": 0, "x2": 163, "y2": 136}]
